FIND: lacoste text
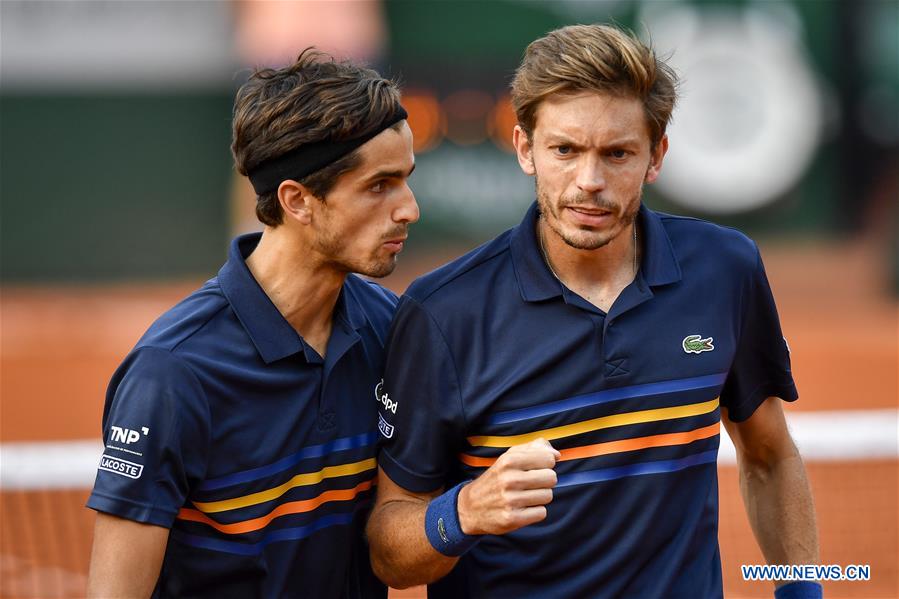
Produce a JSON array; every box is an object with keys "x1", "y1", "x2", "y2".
[{"x1": 98, "y1": 455, "x2": 144, "y2": 479}]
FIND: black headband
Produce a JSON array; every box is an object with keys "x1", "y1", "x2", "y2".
[{"x1": 247, "y1": 106, "x2": 408, "y2": 196}]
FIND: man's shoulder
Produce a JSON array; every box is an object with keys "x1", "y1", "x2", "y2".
[
  {"x1": 404, "y1": 229, "x2": 514, "y2": 305},
  {"x1": 112, "y1": 279, "x2": 231, "y2": 405},
  {"x1": 656, "y1": 211, "x2": 760, "y2": 270},
  {"x1": 134, "y1": 277, "x2": 231, "y2": 354}
]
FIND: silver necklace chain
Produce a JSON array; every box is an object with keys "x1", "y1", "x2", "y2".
[{"x1": 537, "y1": 217, "x2": 638, "y2": 282}]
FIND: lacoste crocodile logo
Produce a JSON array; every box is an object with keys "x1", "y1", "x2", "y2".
[{"x1": 683, "y1": 334, "x2": 714, "y2": 354}]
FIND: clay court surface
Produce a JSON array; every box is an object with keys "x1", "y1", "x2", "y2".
[{"x1": 1, "y1": 238, "x2": 896, "y2": 598}]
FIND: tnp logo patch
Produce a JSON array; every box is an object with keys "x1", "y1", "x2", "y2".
[{"x1": 109, "y1": 425, "x2": 149, "y2": 445}]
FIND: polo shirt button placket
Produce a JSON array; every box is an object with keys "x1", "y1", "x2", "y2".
[
  {"x1": 590, "y1": 313, "x2": 606, "y2": 378},
  {"x1": 317, "y1": 410, "x2": 337, "y2": 432},
  {"x1": 603, "y1": 319, "x2": 630, "y2": 378}
]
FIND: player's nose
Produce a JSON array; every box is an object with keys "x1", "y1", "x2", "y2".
[
  {"x1": 393, "y1": 183, "x2": 420, "y2": 224},
  {"x1": 575, "y1": 154, "x2": 606, "y2": 193}
]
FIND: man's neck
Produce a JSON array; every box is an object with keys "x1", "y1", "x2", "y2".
[
  {"x1": 538, "y1": 217, "x2": 639, "y2": 312},
  {"x1": 245, "y1": 226, "x2": 344, "y2": 357}
]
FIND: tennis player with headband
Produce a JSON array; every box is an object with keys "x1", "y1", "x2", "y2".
[{"x1": 86, "y1": 50, "x2": 417, "y2": 598}]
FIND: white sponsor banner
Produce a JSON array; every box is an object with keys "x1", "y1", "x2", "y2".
[
  {"x1": 1, "y1": 439, "x2": 104, "y2": 489},
  {"x1": 1, "y1": 410, "x2": 897, "y2": 489},
  {"x1": 717, "y1": 409, "x2": 899, "y2": 464},
  {"x1": 0, "y1": 0, "x2": 234, "y2": 89}
]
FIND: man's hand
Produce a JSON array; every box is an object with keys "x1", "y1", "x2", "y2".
[
  {"x1": 458, "y1": 438, "x2": 560, "y2": 536},
  {"x1": 367, "y1": 440, "x2": 559, "y2": 588}
]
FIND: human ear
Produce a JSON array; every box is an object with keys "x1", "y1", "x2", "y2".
[
  {"x1": 512, "y1": 125, "x2": 536, "y2": 176},
  {"x1": 277, "y1": 180, "x2": 316, "y2": 225},
  {"x1": 644, "y1": 135, "x2": 669, "y2": 183}
]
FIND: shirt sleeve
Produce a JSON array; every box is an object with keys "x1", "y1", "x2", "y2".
[
  {"x1": 720, "y1": 247, "x2": 799, "y2": 422},
  {"x1": 376, "y1": 296, "x2": 467, "y2": 494},
  {"x1": 86, "y1": 346, "x2": 211, "y2": 527}
]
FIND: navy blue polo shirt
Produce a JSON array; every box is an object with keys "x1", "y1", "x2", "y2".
[
  {"x1": 377, "y1": 202, "x2": 797, "y2": 598},
  {"x1": 88, "y1": 233, "x2": 394, "y2": 599}
]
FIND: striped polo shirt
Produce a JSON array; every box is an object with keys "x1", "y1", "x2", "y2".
[
  {"x1": 88, "y1": 233, "x2": 393, "y2": 598},
  {"x1": 377, "y1": 202, "x2": 797, "y2": 598}
]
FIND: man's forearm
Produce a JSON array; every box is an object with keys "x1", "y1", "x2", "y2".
[
  {"x1": 739, "y1": 450, "x2": 819, "y2": 568},
  {"x1": 86, "y1": 513, "x2": 169, "y2": 598},
  {"x1": 366, "y1": 499, "x2": 459, "y2": 589},
  {"x1": 368, "y1": 442, "x2": 558, "y2": 588}
]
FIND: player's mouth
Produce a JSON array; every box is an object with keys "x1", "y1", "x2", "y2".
[
  {"x1": 565, "y1": 206, "x2": 616, "y2": 227},
  {"x1": 382, "y1": 237, "x2": 407, "y2": 253}
]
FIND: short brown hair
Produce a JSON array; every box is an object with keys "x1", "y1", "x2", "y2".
[
  {"x1": 232, "y1": 49, "x2": 403, "y2": 226},
  {"x1": 511, "y1": 24, "x2": 678, "y2": 148}
]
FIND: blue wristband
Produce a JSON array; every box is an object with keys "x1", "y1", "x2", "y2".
[
  {"x1": 775, "y1": 581, "x2": 823, "y2": 599},
  {"x1": 424, "y1": 482, "x2": 481, "y2": 557}
]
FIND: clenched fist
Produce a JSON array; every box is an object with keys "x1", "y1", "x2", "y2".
[{"x1": 457, "y1": 438, "x2": 560, "y2": 536}]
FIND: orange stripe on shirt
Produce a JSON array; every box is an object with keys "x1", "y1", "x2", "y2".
[
  {"x1": 177, "y1": 478, "x2": 376, "y2": 535},
  {"x1": 459, "y1": 422, "x2": 720, "y2": 468}
]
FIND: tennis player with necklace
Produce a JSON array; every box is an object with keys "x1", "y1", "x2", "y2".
[{"x1": 367, "y1": 24, "x2": 820, "y2": 599}]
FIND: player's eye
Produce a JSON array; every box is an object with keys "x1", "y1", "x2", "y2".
[
  {"x1": 609, "y1": 149, "x2": 629, "y2": 159},
  {"x1": 369, "y1": 181, "x2": 386, "y2": 193},
  {"x1": 554, "y1": 145, "x2": 572, "y2": 156}
]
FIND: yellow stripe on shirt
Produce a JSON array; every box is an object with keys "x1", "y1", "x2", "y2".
[
  {"x1": 467, "y1": 398, "x2": 719, "y2": 448},
  {"x1": 192, "y1": 457, "x2": 377, "y2": 514}
]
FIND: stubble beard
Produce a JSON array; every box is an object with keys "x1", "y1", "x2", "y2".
[
  {"x1": 536, "y1": 176, "x2": 641, "y2": 251},
  {"x1": 314, "y1": 227, "x2": 402, "y2": 279},
  {"x1": 361, "y1": 255, "x2": 398, "y2": 279}
]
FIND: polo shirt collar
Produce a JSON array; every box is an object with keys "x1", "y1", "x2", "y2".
[
  {"x1": 339, "y1": 279, "x2": 370, "y2": 332},
  {"x1": 510, "y1": 202, "x2": 562, "y2": 302},
  {"x1": 639, "y1": 203, "x2": 682, "y2": 286},
  {"x1": 218, "y1": 233, "x2": 368, "y2": 364},
  {"x1": 510, "y1": 201, "x2": 681, "y2": 303}
]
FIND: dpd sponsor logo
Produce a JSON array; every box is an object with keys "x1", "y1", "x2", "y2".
[{"x1": 374, "y1": 379, "x2": 398, "y2": 414}]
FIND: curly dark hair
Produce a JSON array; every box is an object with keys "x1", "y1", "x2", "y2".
[{"x1": 232, "y1": 49, "x2": 403, "y2": 226}]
